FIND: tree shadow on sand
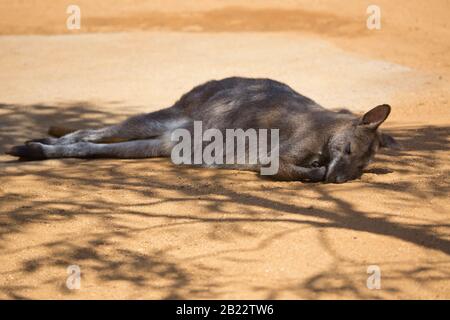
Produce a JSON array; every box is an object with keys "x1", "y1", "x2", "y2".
[{"x1": 0, "y1": 102, "x2": 449, "y2": 299}]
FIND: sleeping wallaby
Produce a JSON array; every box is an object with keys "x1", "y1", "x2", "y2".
[{"x1": 6, "y1": 77, "x2": 399, "y2": 183}]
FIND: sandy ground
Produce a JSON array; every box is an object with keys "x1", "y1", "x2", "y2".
[{"x1": 0, "y1": 1, "x2": 449, "y2": 299}]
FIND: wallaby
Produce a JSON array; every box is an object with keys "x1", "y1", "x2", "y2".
[{"x1": 6, "y1": 77, "x2": 399, "y2": 183}]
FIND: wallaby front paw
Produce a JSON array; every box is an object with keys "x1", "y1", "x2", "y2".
[
  {"x1": 308, "y1": 166, "x2": 327, "y2": 182},
  {"x1": 5, "y1": 143, "x2": 47, "y2": 160}
]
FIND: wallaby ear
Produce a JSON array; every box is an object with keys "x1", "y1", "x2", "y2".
[
  {"x1": 359, "y1": 104, "x2": 391, "y2": 129},
  {"x1": 379, "y1": 133, "x2": 401, "y2": 149}
]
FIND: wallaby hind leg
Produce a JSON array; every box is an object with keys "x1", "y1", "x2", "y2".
[
  {"x1": 7, "y1": 138, "x2": 170, "y2": 160},
  {"x1": 32, "y1": 108, "x2": 187, "y2": 145},
  {"x1": 45, "y1": 126, "x2": 131, "y2": 143}
]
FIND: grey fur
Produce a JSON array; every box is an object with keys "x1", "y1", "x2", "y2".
[{"x1": 6, "y1": 77, "x2": 399, "y2": 183}]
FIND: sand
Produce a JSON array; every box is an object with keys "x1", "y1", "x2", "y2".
[{"x1": 0, "y1": 1, "x2": 449, "y2": 299}]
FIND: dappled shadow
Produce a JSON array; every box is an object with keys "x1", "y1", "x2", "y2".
[
  {"x1": 258, "y1": 228, "x2": 450, "y2": 299},
  {"x1": 0, "y1": 102, "x2": 449, "y2": 299},
  {"x1": 0, "y1": 102, "x2": 130, "y2": 154}
]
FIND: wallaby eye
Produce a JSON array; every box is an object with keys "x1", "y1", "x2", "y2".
[
  {"x1": 311, "y1": 160, "x2": 320, "y2": 168},
  {"x1": 345, "y1": 143, "x2": 351, "y2": 155}
]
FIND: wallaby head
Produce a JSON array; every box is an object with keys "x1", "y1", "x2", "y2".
[{"x1": 324, "y1": 104, "x2": 399, "y2": 183}]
